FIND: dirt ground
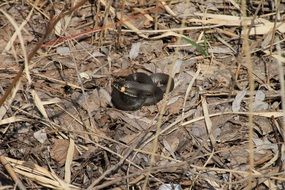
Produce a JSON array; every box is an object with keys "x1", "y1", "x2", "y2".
[{"x1": 0, "y1": 0, "x2": 285, "y2": 189}]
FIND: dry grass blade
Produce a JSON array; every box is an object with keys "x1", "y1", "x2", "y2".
[
  {"x1": 0, "y1": 78, "x2": 21, "y2": 120},
  {"x1": 0, "y1": 8, "x2": 30, "y2": 120},
  {"x1": 201, "y1": 96, "x2": 216, "y2": 147},
  {"x1": 181, "y1": 67, "x2": 201, "y2": 121},
  {"x1": 31, "y1": 90, "x2": 49, "y2": 119},
  {"x1": 182, "y1": 111, "x2": 284, "y2": 126},
  {"x1": 64, "y1": 139, "x2": 75, "y2": 183},
  {"x1": 99, "y1": 0, "x2": 148, "y2": 38},
  {"x1": 270, "y1": 53, "x2": 285, "y2": 63},
  {"x1": 261, "y1": 152, "x2": 279, "y2": 169},
  {"x1": 122, "y1": 24, "x2": 223, "y2": 33},
  {"x1": 227, "y1": 0, "x2": 241, "y2": 10},
  {"x1": 159, "y1": 0, "x2": 177, "y2": 17},
  {"x1": 0, "y1": 156, "x2": 26, "y2": 190},
  {"x1": 3, "y1": 156, "x2": 80, "y2": 189},
  {"x1": 274, "y1": 10, "x2": 285, "y2": 168},
  {"x1": 32, "y1": 73, "x2": 81, "y2": 89},
  {"x1": 41, "y1": 98, "x2": 62, "y2": 105},
  {"x1": 4, "y1": 0, "x2": 36, "y2": 52},
  {"x1": 0, "y1": 116, "x2": 28, "y2": 126},
  {"x1": 0, "y1": 9, "x2": 31, "y2": 84},
  {"x1": 191, "y1": 13, "x2": 285, "y2": 35},
  {"x1": 252, "y1": 170, "x2": 277, "y2": 190},
  {"x1": 241, "y1": 1, "x2": 255, "y2": 188}
]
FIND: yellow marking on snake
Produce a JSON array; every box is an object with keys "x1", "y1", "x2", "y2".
[{"x1": 120, "y1": 86, "x2": 126, "y2": 93}]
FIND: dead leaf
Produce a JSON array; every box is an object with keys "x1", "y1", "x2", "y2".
[
  {"x1": 129, "y1": 42, "x2": 141, "y2": 60},
  {"x1": 50, "y1": 139, "x2": 79, "y2": 166},
  {"x1": 232, "y1": 90, "x2": 246, "y2": 112},
  {"x1": 33, "y1": 129, "x2": 47, "y2": 144},
  {"x1": 254, "y1": 90, "x2": 269, "y2": 111},
  {"x1": 168, "y1": 97, "x2": 183, "y2": 114},
  {"x1": 56, "y1": 46, "x2": 70, "y2": 55}
]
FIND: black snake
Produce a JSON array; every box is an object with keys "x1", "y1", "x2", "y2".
[{"x1": 111, "y1": 72, "x2": 174, "y2": 111}]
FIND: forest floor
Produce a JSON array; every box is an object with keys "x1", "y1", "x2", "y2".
[{"x1": 0, "y1": 0, "x2": 285, "y2": 189}]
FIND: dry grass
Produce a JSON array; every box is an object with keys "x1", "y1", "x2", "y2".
[{"x1": 0, "y1": 0, "x2": 285, "y2": 189}]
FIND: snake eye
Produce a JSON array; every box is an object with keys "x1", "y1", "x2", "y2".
[{"x1": 112, "y1": 82, "x2": 121, "y2": 90}]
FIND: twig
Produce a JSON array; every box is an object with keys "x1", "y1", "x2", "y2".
[
  {"x1": 87, "y1": 132, "x2": 149, "y2": 190},
  {"x1": 0, "y1": 156, "x2": 26, "y2": 190}
]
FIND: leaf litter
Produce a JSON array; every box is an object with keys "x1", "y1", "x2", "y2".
[{"x1": 0, "y1": 0, "x2": 285, "y2": 189}]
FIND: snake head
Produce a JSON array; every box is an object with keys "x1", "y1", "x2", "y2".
[
  {"x1": 112, "y1": 81, "x2": 125, "y2": 92},
  {"x1": 112, "y1": 80, "x2": 138, "y2": 97}
]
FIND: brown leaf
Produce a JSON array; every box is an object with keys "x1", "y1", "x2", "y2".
[
  {"x1": 167, "y1": 97, "x2": 183, "y2": 114},
  {"x1": 50, "y1": 139, "x2": 79, "y2": 166}
]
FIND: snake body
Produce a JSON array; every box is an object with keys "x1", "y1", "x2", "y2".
[{"x1": 111, "y1": 72, "x2": 174, "y2": 111}]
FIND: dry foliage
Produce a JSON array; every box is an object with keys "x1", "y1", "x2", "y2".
[{"x1": 0, "y1": 0, "x2": 285, "y2": 189}]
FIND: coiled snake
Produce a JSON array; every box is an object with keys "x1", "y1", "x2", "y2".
[{"x1": 111, "y1": 72, "x2": 174, "y2": 111}]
